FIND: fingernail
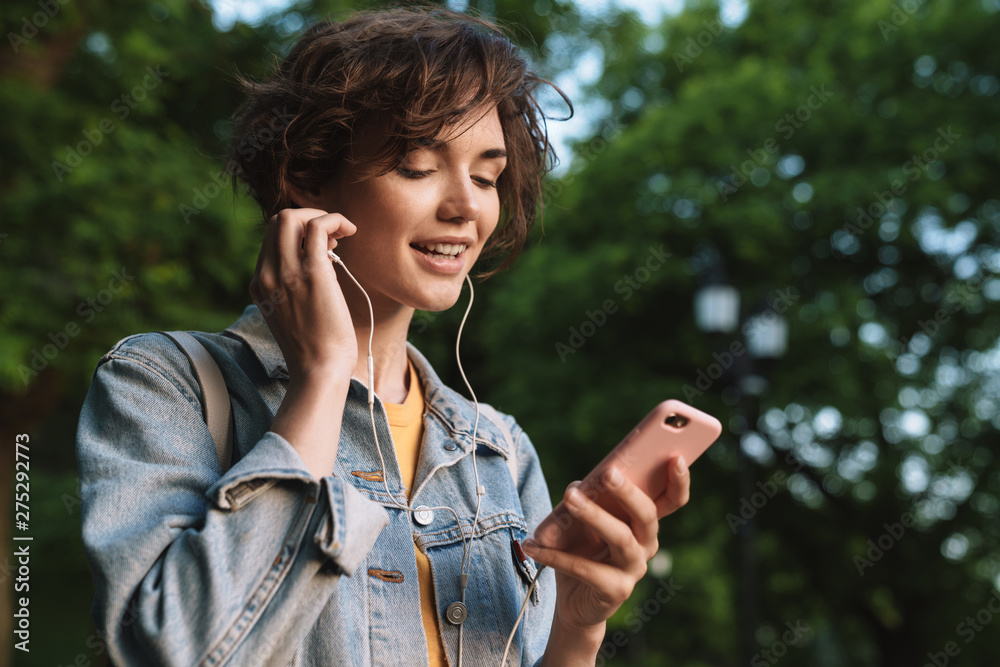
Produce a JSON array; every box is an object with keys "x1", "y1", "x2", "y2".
[
  {"x1": 676, "y1": 456, "x2": 688, "y2": 474},
  {"x1": 566, "y1": 486, "x2": 583, "y2": 508},
  {"x1": 604, "y1": 467, "x2": 623, "y2": 487},
  {"x1": 522, "y1": 538, "x2": 540, "y2": 554}
]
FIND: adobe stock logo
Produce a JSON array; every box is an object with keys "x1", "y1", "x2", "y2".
[
  {"x1": 670, "y1": 18, "x2": 724, "y2": 72},
  {"x1": 878, "y1": 0, "x2": 927, "y2": 41},
  {"x1": 179, "y1": 106, "x2": 292, "y2": 223},
  {"x1": 555, "y1": 245, "x2": 672, "y2": 362},
  {"x1": 7, "y1": 0, "x2": 72, "y2": 53},
  {"x1": 922, "y1": 590, "x2": 1000, "y2": 667},
  {"x1": 751, "y1": 620, "x2": 811, "y2": 666},
  {"x1": 681, "y1": 287, "x2": 799, "y2": 400},
  {"x1": 842, "y1": 126, "x2": 959, "y2": 240},
  {"x1": 18, "y1": 268, "x2": 135, "y2": 384},
  {"x1": 595, "y1": 578, "x2": 682, "y2": 666},
  {"x1": 725, "y1": 452, "x2": 806, "y2": 534},
  {"x1": 51, "y1": 66, "x2": 170, "y2": 182},
  {"x1": 888, "y1": 262, "x2": 992, "y2": 361},
  {"x1": 853, "y1": 512, "x2": 915, "y2": 576},
  {"x1": 716, "y1": 86, "x2": 834, "y2": 202}
]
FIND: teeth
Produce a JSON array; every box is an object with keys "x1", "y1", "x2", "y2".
[{"x1": 415, "y1": 242, "x2": 467, "y2": 256}]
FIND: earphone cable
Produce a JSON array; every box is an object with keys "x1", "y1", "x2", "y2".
[
  {"x1": 328, "y1": 251, "x2": 473, "y2": 568},
  {"x1": 499, "y1": 565, "x2": 545, "y2": 667},
  {"x1": 330, "y1": 250, "x2": 519, "y2": 667},
  {"x1": 454, "y1": 274, "x2": 484, "y2": 579}
]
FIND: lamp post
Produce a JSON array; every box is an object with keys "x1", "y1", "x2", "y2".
[{"x1": 694, "y1": 258, "x2": 787, "y2": 665}]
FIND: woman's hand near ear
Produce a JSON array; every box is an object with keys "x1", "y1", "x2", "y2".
[
  {"x1": 249, "y1": 208, "x2": 358, "y2": 479},
  {"x1": 250, "y1": 208, "x2": 358, "y2": 377}
]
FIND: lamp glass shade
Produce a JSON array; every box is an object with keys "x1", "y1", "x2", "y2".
[
  {"x1": 745, "y1": 313, "x2": 788, "y2": 358},
  {"x1": 694, "y1": 285, "x2": 740, "y2": 332}
]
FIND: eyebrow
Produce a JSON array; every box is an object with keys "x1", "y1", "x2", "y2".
[{"x1": 413, "y1": 138, "x2": 507, "y2": 161}]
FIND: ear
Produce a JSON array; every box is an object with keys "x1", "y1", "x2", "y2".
[{"x1": 287, "y1": 182, "x2": 328, "y2": 210}]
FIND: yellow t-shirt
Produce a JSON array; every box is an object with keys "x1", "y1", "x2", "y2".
[{"x1": 382, "y1": 357, "x2": 448, "y2": 666}]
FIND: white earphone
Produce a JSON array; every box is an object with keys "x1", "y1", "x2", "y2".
[{"x1": 328, "y1": 249, "x2": 541, "y2": 667}]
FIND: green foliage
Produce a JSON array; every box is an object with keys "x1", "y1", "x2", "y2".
[
  {"x1": 5, "y1": 0, "x2": 1000, "y2": 665},
  {"x1": 1, "y1": 0, "x2": 279, "y2": 397},
  {"x1": 459, "y1": 0, "x2": 1000, "y2": 664}
]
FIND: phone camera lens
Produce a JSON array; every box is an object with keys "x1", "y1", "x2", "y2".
[{"x1": 664, "y1": 413, "x2": 689, "y2": 428}]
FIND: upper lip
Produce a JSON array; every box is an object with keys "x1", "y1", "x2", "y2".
[{"x1": 410, "y1": 236, "x2": 475, "y2": 246}]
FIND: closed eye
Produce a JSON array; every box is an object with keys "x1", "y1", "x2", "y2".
[
  {"x1": 398, "y1": 166, "x2": 497, "y2": 189},
  {"x1": 397, "y1": 167, "x2": 433, "y2": 179}
]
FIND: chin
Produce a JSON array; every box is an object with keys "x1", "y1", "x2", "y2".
[{"x1": 412, "y1": 284, "x2": 467, "y2": 312}]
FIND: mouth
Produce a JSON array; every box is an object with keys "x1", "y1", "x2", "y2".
[
  {"x1": 409, "y1": 241, "x2": 469, "y2": 258},
  {"x1": 409, "y1": 242, "x2": 468, "y2": 274}
]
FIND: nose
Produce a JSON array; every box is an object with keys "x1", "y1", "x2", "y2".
[{"x1": 438, "y1": 173, "x2": 481, "y2": 224}]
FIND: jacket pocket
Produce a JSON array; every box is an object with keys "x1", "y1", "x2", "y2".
[
  {"x1": 413, "y1": 510, "x2": 527, "y2": 550},
  {"x1": 510, "y1": 527, "x2": 542, "y2": 606},
  {"x1": 222, "y1": 478, "x2": 278, "y2": 510}
]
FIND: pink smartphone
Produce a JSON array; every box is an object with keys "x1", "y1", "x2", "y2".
[{"x1": 532, "y1": 399, "x2": 722, "y2": 559}]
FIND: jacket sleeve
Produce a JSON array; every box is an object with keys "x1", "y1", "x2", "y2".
[
  {"x1": 75, "y1": 334, "x2": 390, "y2": 667},
  {"x1": 500, "y1": 414, "x2": 558, "y2": 667}
]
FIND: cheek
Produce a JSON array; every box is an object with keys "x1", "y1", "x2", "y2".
[
  {"x1": 353, "y1": 181, "x2": 425, "y2": 238},
  {"x1": 381, "y1": 182, "x2": 440, "y2": 222},
  {"x1": 481, "y1": 194, "x2": 502, "y2": 235},
  {"x1": 477, "y1": 215, "x2": 501, "y2": 250}
]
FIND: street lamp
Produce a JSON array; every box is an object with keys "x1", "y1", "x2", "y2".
[
  {"x1": 742, "y1": 308, "x2": 789, "y2": 398},
  {"x1": 693, "y1": 255, "x2": 789, "y2": 665}
]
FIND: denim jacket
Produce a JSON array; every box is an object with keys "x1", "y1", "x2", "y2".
[{"x1": 75, "y1": 304, "x2": 557, "y2": 667}]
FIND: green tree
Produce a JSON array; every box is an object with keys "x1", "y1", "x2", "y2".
[
  {"x1": 461, "y1": 0, "x2": 1000, "y2": 664},
  {"x1": 0, "y1": 1, "x2": 586, "y2": 664}
]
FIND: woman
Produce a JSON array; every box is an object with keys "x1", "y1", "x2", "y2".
[{"x1": 76, "y1": 6, "x2": 691, "y2": 666}]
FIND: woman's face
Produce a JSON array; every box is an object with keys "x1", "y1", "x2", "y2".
[{"x1": 314, "y1": 106, "x2": 507, "y2": 313}]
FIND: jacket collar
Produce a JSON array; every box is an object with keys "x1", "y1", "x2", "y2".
[{"x1": 223, "y1": 304, "x2": 510, "y2": 459}]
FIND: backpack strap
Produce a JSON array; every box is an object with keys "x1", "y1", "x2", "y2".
[
  {"x1": 158, "y1": 331, "x2": 233, "y2": 472},
  {"x1": 475, "y1": 403, "x2": 518, "y2": 489}
]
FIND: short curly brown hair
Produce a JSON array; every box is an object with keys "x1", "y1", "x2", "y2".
[{"x1": 227, "y1": 5, "x2": 570, "y2": 279}]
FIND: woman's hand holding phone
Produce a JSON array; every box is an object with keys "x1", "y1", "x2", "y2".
[
  {"x1": 525, "y1": 454, "x2": 690, "y2": 655},
  {"x1": 249, "y1": 208, "x2": 359, "y2": 479},
  {"x1": 524, "y1": 400, "x2": 719, "y2": 661}
]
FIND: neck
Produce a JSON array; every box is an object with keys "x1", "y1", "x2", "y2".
[{"x1": 338, "y1": 270, "x2": 415, "y2": 405}]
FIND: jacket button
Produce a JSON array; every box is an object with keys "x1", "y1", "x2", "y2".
[
  {"x1": 413, "y1": 505, "x2": 435, "y2": 526},
  {"x1": 444, "y1": 442, "x2": 457, "y2": 451}
]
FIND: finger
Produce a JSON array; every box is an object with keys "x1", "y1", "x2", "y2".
[
  {"x1": 299, "y1": 214, "x2": 358, "y2": 250},
  {"x1": 653, "y1": 455, "x2": 691, "y2": 517},
  {"x1": 561, "y1": 483, "x2": 646, "y2": 574},
  {"x1": 276, "y1": 208, "x2": 328, "y2": 283},
  {"x1": 598, "y1": 467, "x2": 660, "y2": 560},
  {"x1": 521, "y1": 539, "x2": 633, "y2": 605},
  {"x1": 250, "y1": 213, "x2": 282, "y2": 299},
  {"x1": 301, "y1": 213, "x2": 356, "y2": 275}
]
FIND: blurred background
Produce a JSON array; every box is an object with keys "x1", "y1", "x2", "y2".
[{"x1": 2, "y1": 0, "x2": 1000, "y2": 665}]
